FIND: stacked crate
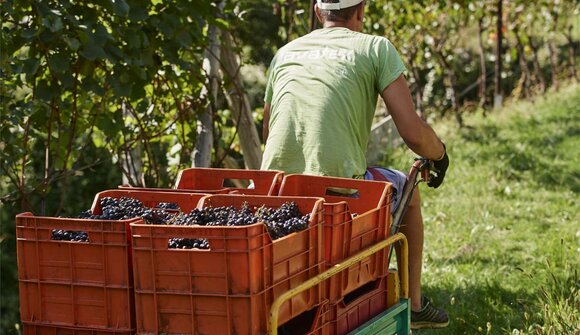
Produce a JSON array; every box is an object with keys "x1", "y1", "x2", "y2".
[
  {"x1": 17, "y1": 213, "x2": 139, "y2": 335},
  {"x1": 278, "y1": 174, "x2": 395, "y2": 335},
  {"x1": 174, "y1": 168, "x2": 285, "y2": 196},
  {"x1": 130, "y1": 194, "x2": 325, "y2": 334}
]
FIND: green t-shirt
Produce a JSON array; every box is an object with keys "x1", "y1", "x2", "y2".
[{"x1": 261, "y1": 27, "x2": 406, "y2": 178}]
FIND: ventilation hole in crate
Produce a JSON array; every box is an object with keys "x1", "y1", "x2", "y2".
[
  {"x1": 223, "y1": 178, "x2": 254, "y2": 189},
  {"x1": 325, "y1": 187, "x2": 360, "y2": 198},
  {"x1": 343, "y1": 278, "x2": 381, "y2": 305},
  {"x1": 277, "y1": 304, "x2": 322, "y2": 335},
  {"x1": 51, "y1": 229, "x2": 89, "y2": 242},
  {"x1": 167, "y1": 237, "x2": 209, "y2": 250}
]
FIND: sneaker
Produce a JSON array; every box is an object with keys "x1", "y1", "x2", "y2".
[{"x1": 411, "y1": 295, "x2": 449, "y2": 329}]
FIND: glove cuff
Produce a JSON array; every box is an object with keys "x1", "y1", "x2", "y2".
[{"x1": 435, "y1": 143, "x2": 446, "y2": 161}]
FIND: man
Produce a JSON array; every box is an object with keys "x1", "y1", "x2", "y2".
[{"x1": 261, "y1": 0, "x2": 450, "y2": 329}]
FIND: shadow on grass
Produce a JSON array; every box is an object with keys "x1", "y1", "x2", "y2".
[{"x1": 416, "y1": 281, "x2": 534, "y2": 335}]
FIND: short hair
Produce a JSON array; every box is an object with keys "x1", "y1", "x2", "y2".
[{"x1": 318, "y1": 0, "x2": 362, "y2": 22}]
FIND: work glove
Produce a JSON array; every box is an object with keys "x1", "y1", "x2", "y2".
[{"x1": 427, "y1": 144, "x2": 449, "y2": 189}]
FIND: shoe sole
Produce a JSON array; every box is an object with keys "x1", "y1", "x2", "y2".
[{"x1": 411, "y1": 321, "x2": 450, "y2": 329}]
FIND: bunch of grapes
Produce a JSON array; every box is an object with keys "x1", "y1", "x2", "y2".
[
  {"x1": 169, "y1": 203, "x2": 258, "y2": 227},
  {"x1": 256, "y1": 202, "x2": 311, "y2": 240},
  {"x1": 77, "y1": 197, "x2": 173, "y2": 224},
  {"x1": 167, "y1": 201, "x2": 310, "y2": 249},
  {"x1": 59, "y1": 196, "x2": 311, "y2": 248},
  {"x1": 156, "y1": 202, "x2": 180, "y2": 210},
  {"x1": 55, "y1": 197, "x2": 174, "y2": 242}
]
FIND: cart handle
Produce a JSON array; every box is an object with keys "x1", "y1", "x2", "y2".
[
  {"x1": 268, "y1": 232, "x2": 409, "y2": 335},
  {"x1": 391, "y1": 158, "x2": 431, "y2": 233}
]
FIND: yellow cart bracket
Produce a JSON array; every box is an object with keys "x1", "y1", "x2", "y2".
[{"x1": 268, "y1": 233, "x2": 409, "y2": 335}]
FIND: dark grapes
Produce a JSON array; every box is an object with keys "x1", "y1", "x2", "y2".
[
  {"x1": 76, "y1": 196, "x2": 173, "y2": 224},
  {"x1": 64, "y1": 196, "x2": 175, "y2": 242},
  {"x1": 51, "y1": 229, "x2": 89, "y2": 242},
  {"x1": 156, "y1": 202, "x2": 180, "y2": 210},
  {"x1": 168, "y1": 238, "x2": 209, "y2": 250},
  {"x1": 169, "y1": 201, "x2": 310, "y2": 244},
  {"x1": 72, "y1": 197, "x2": 311, "y2": 246},
  {"x1": 256, "y1": 202, "x2": 310, "y2": 240}
]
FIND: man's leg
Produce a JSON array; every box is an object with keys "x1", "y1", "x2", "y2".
[
  {"x1": 365, "y1": 166, "x2": 448, "y2": 328},
  {"x1": 399, "y1": 188, "x2": 424, "y2": 311},
  {"x1": 400, "y1": 188, "x2": 449, "y2": 329}
]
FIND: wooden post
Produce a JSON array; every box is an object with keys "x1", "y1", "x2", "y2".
[
  {"x1": 309, "y1": 0, "x2": 317, "y2": 32},
  {"x1": 193, "y1": 1, "x2": 224, "y2": 167},
  {"x1": 494, "y1": 0, "x2": 503, "y2": 109},
  {"x1": 477, "y1": 17, "x2": 487, "y2": 108},
  {"x1": 221, "y1": 32, "x2": 263, "y2": 170}
]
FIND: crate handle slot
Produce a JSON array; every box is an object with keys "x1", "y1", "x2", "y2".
[
  {"x1": 50, "y1": 229, "x2": 90, "y2": 242},
  {"x1": 222, "y1": 178, "x2": 254, "y2": 189},
  {"x1": 324, "y1": 187, "x2": 360, "y2": 198},
  {"x1": 167, "y1": 237, "x2": 210, "y2": 250}
]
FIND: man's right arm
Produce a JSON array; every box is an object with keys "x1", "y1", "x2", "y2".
[{"x1": 381, "y1": 74, "x2": 445, "y2": 161}]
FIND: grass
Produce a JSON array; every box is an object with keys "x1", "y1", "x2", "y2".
[{"x1": 380, "y1": 83, "x2": 580, "y2": 334}]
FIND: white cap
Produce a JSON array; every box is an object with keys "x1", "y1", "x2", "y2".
[{"x1": 317, "y1": 0, "x2": 364, "y2": 10}]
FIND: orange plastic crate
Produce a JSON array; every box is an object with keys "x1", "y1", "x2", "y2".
[
  {"x1": 325, "y1": 276, "x2": 389, "y2": 335},
  {"x1": 174, "y1": 168, "x2": 284, "y2": 195},
  {"x1": 130, "y1": 194, "x2": 325, "y2": 335},
  {"x1": 21, "y1": 323, "x2": 132, "y2": 335},
  {"x1": 278, "y1": 174, "x2": 392, "y2": 302},
  {"x1": 313, "y1": 276, "x2": 389, "y2": 335},
  {"x1": 17, "y1": 190, "x2": 207, "y2": 332},
  {"x1": 16, "y1": 213, "x2": 140, "y2": 332}
]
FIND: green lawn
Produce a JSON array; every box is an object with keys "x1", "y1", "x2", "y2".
[{"x1": 381, "y1": 84, "x2": 580, "y2": 334}]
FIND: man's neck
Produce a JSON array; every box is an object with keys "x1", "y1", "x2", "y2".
[
  {"x1": 323, "y1": 21, "x2": 348, "y2": 28},
  {"x1": 323, "y1": 20, "x2": 359, "y2": 32}
]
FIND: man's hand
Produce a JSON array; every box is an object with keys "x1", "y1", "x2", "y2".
[{"x1": 427, "y1": 145, "x2": 449, "y2": 189}]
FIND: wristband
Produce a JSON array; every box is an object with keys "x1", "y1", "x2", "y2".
[{"x1": 435, "y1": 143, "x2": 446, "y2": 161}]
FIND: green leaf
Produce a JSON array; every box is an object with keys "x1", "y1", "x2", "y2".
[
  {"x1": 158, "y1": 15, "x2": 175, "y2": 37},
  {"x1": 47, "y1": 53, "x2": 70, "y2": 73},
  {"x1": 129, "y1": 6, "x2": 148, "y2": 21},
  {"x1": 94, "y1": 24, "x2": 112, "y2": 46},
  {"x1": 113, "y1": 0, "x2": 130, "y2": 17},
  {"x1": 59, "y1": 73, "x2": 75, "y2": 89},
  {"x1": 79, "y1": 60, "x2": 97, "y2": 77},
  {"x1": 104, "y1": 43, "x2": 124, "y2": 63},
  {"x1": 212, "y1": 18, "x2": 229, "y2": 30},
  {"x1": 64, "y1": 37, "x2": 81, "y2": 51},
  {"x1": 140, "y1": 48, "x2": 154, "y2": 67},
  {"x1": 130, "y1": 81, "x2": 145, "y2": 100},
  {"x1": 41, "y1": 16, "x2": 64, "y2": 33},
  {"x1": 175, "y1": 30, "x2": 192, "y2": 47},
  {"x1": 23, "y1": 58, "x2": 40, "y2": 76},
  {"x1": 39, "y1": 30, "x2": 58, "y2": 43},
  {"x1": 35, "y1": 80, "x2": 53, "y2": 102},
  {"x1": 21, "y1": 28, "x2": 38, "y2": 39},
  {"x1": 80, "y1": 43, "x2": 107, "y2": 60},
  {"x1": 108, "y1": 72, "x2": 133, "y2": 97},
  {"x1": 126, "y1": 32, "x2": 140, "y2": 49},
  {"x1": 81, "y1": 77, "x2": 105, "y2": 95},
  {"x1": 95, "y1": 110, "x2": 123, "y2": 139}
]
